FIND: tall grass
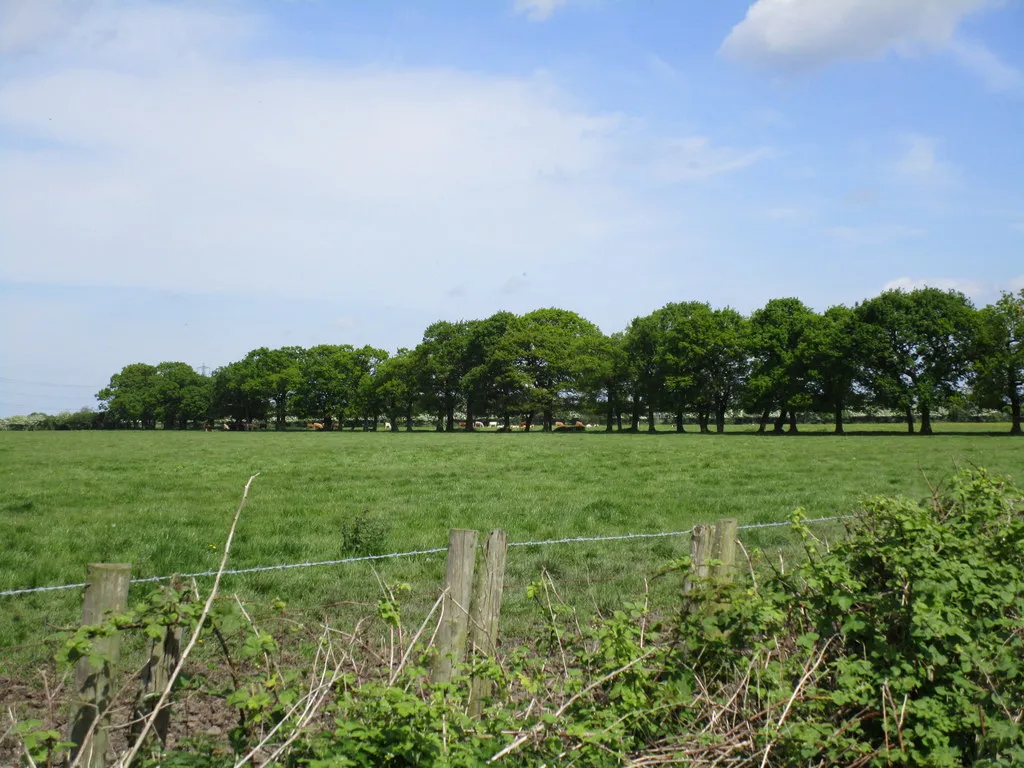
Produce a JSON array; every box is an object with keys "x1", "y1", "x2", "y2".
[{"x1": 1, "y1": 427, "x2": 1021, "y2": 671}]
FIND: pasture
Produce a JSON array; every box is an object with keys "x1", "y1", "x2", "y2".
[{"x1": 1, "y1": 426, "x2": 1022, "y2": 673}]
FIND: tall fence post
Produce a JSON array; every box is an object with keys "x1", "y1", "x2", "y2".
[
  {"x1": 431, "y1": 529, "x2": 478, "y2": 685},
  {"x1": 711, "y1": 518, "x2": 739, "y2": 582},
  {"x1": 684, "y1": 524, "x2": 713, "y2": 593},
  {"x1": 132, "y1": 621, "x2": 182, "y2": 745},
  {"x1": 69, "y1": 563, "x2": 131, "y2": 768},
  {"x1": 469, "y1": 529, "x2": 508, "y2": 716}
]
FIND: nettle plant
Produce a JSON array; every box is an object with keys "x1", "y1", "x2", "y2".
[{"x1": 12, "y1": 467, "x2": 1024, "y2": 767}]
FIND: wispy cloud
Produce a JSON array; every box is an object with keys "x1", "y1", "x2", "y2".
[
  {"x1": 948, "y1": 38, "x2": 1024, "y2": 95},
  {"x1": 894, "y1": 134, "x2": 952, "y2": 185},
  {"x1": 514, "y1": 0, "x2": 571, "y2": 22}
]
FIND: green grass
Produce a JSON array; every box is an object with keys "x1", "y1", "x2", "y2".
[{"x1": 1, "y1": 426, "x2": 1022, "y2": 672}]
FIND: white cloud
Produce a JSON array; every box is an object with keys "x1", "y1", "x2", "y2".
[
  {"x1": 882, "y1": 275, "x2": 1024, "y2": 304},
  {"x1": 948, "y1": 38, "x2": 1024, "y2": 95},
  {"x1": 0, "y1": 2, "x2": 766, "y2": 310},
  {"x1": 514, "y1": 0, "x2": 570, "y2": 22},
  {"x1": 721, "y1": 0, "x2": 993, "y2": 72},
  {"x1": 894, "y1": 134, "x2": 952, "y2": 184}
]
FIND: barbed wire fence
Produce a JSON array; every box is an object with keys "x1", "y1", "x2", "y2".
[{"x1": 0, "y1": 515, "x2": 848, "y2": 599}]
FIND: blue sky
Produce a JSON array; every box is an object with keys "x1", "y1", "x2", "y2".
[{"x1": 1, "y1": 0, "x2": 1022, "y2": 416}]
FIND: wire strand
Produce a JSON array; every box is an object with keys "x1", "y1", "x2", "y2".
[{"x1": 0, "y1": 516, "x2": 849, "y2": 598}]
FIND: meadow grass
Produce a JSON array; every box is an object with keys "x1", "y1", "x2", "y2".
[{"x1": 1, "y1": 425, "x2": 1022, "y2": 672}]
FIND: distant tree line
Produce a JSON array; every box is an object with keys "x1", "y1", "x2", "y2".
[{"x1": 20, "y1": 288, "x2": 1021, "y2": 435}]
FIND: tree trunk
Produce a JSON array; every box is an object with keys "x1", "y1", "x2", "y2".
[
  {"x1": 543, "y1": 408, "x2": 553, "y2": 432},
  {"x1": 905, "y1": 405, "x2": 915, "y2": 434},
  {"x1": 787, "y1": 410, "x2": 798, "y2": 434},
  {"x1": 606, "y1": 399, "x2": 614, "y2": 433},
  {"x1": 758, "y1": 408, "x2": 770, "y2": 434},
  {"x1": 772, "y1": 409, "x2": 786, "y2": 434},
  {"x1": 920, "y1": 404, "x2": 933, "y2": 435},
  {"x1": 616, "y1": 410, "x2": 623, "y2": 432},
  {"x1": 465, "y1": 401, "x2": 475, "y2": 431},
  {"x1": 647, "y1": 402, "x2": 656, "y2": 433},
  {"x1": 436, "y1": 408, "x2": 444, "y2": 432},
  {"x1": 446, "y1": 405, "x2": 455, "y2": 432},
  {"x1": 833, "y1": 402, "x2": 845, "y2": 435},
  {"x1": 715, "y1": 407, "x2": 726, "y2": 434},
  {"x1": 503, "y1": 412, "x2": 511, "y2": 431},
  {"x1": 1009, "y1": 384, "x2": 1021, "y2": 435},
  {"x1": 675, "y1": 410, "x2": 685, "y2": 433},
  {"x1": 698, "y1": 410, "x2": 710, "y2": 434},
  {"x1": 524, "y1": 414, "x2": 533, "y2": 433},
  {"x1": 630, "y1": 401, "x2": 640, "y2": 432}
]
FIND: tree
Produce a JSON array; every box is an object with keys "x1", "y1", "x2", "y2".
[
  {"x1": 857, "y1": 288, "x2": 977, "y2": 434},
  {"x1": 372, "y1": 349, "x2": 420, "y2": 432},
  {"x1": 211, "y1": 361, "x2": 267, "y2": 426},
  {"x1": 461, "y1": 312, "x2": 527, "y2": 431},
  {"x1": 509, "y1": 308, "x2": 604, "y2": 431},
  {"x1": 97, "y1": 363, "x2": 161, "y2": 429},
  {"x1": 241, "y1": 347, "x2": 302, "y2": 430},
  {"x1": 579, "y1": 332, "x2": 630, "y2": 432},
  {"x1": 351, "y1": 345, "x2": 389, "y2": 430},
  {"x1": 624, "y1": 313, "x2": 665, "y2": 432},
  {"x1": 799, "y1": 306, "x2": 866, "y2": 434},
  {"x1": 745, "y1": 299, "x2": 817, "y2": 433},
  {"x1": 154, "y1": 362, "x2": 211, "y2": 429},
  {"x1": 416, "y1": 321, "x2": 471, "y2": 432},
  {"x1": 973, "y1": 290, "x2": 1024, "y2": 434},
  {"x1": 655, "y1": 302, "x2": 749, "y2": 433},
  {"x1": 293, "y1": 345, "x2": 365, "y2": 430}
]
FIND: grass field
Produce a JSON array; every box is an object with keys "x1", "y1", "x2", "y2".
[{"x1": 1, "y1": 425, "x2": 1022, "y2": 672}]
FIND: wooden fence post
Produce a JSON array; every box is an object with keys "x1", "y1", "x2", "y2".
[
  {"x1": 469, "y1": 530, "x2": 507, "y2": 715},
  {"x1": 711, "y1": 518, "x2": 739, "y2": 582},
  {"x1": 69, "y1": 563, "x2": 131, "y2": 768},
  {"x1": 431, "y1": 529, "x2": 478, "y2": 684},
  {"x1": 132, "y1": 623, "x2": 182, "y2": 745},
  {"x1": 684, "y1": 524, "x2": 713, "y2": 593}
]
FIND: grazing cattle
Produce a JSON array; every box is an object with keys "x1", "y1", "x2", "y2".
[
  {"x1": 308, "y1": 422, "x2": 324, "y2": 431},
  {"x1": 384, "y1": 422, "x2": 392, "y2": 431},
  {"x1": 575, "y1": 421, "x2": 585, "y2": 428},
  {"x1": 459, "y1": 421, "x2": 466, "y2": 428},
  {"x1": 223, "y1": 423, "x2": 230, "y2": 431},
  {"x1": 487, "y1": 421, "x2": 498, "y2": 428},
  {"x1": 519, "y1": 421, "x2": 528, "y2": 428},
  {"x1": 474, "y1": 421, "x2": 484, "y2": 428},
  {"x1": 555, "y1": 421, "x2": 565, "y2": 428}
]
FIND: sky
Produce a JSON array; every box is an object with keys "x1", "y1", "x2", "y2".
[{"x1": 1, "y1": 0, "x2": 1022, "y2": 417}]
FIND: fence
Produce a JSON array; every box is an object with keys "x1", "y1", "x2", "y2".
[{"x1": 0, "y1": 515, "x2": 846, "y2": 766}]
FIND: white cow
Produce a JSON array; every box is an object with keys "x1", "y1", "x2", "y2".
[{"x1": 487, "y1": 421, "x2": 498, "y2": 428}]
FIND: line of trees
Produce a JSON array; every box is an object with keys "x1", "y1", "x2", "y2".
[{"x1": 87, "y1": 288, "x2": 1023, "y2": 435}]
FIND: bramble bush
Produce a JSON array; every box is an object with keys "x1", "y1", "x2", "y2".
[{"x1": 11, "y1": 467, "x2": 1023, "y2": 767}]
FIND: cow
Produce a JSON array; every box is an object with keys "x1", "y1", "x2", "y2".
[
  {"x1": 487, "y1": 421, "x2": 498, "y2": 428},
  {"x1": 384, "y1": 422, "x2": 392, "y2": 431},
  {"x1": 222, "y1": 423, "x2": 230, "y2": 431},
  {"x1": 474, "y1": 421, "x2": 484, "y2": 428},
  {"x1": 308, "y1": 422, "x2": 324, "y2": 431}
]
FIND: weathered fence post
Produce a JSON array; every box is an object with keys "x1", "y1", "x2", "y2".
[
  {"x1": 431, "y1": 529, "x2": 478, "y2": 684},
  {"x1": 132, "y1": 621, "x2": 182, "y2": 744},
  {"x1": 68, "y1": 563, "x2": 131, "y2": 768},
  {"x1": 469, "y1": 529, "x2": 508, "y2": 715},
  {"x1": 710, "y1": 518, "x2": 739, "y2": 582},
  {"x1": 684, "y1": 524, "x2": 713, "y2": 593}
]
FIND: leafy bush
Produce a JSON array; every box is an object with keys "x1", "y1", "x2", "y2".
[{"x1": 340, "y1": 508, "x2": 391, "y2": 556}]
